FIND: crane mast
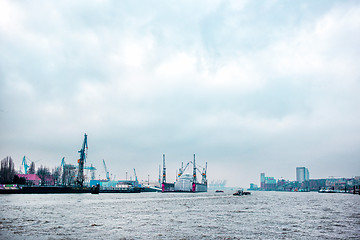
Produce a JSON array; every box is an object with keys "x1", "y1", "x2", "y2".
[
  {"x1": 192, "y1": 154, "x2": 197, "y2": 192},
  {"x1": 158, "y1": 165, "x2": 161, "y2": 187},
  {"x1": 76, "y1": 133, "x2": 88, "y2": 186},
  {"x1": 162, "y1": 154, "x2": 166, "y2": 192},
  {"x1": 133, "y1": 168, "x2": 138, "y2": 186},
  {"x1": 202, "y1": 162, "x2": 207, "y2": 184}
]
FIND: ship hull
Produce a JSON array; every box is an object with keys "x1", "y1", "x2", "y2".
[
  {"x1": 174, "y1": 181, "x2": 207, "y2": 192},
  {"x1": 0, "y1": 186, "x2": 142, "y2": 194},
  {"x1": 0, "y1": 186, "x2": 92, "y2": 194},
  {"x1": 100, "y1": 187, "x2": 141, "y2": 193}
]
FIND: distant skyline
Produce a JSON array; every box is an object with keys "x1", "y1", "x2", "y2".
[{"x1": 1, "y1": 0, "x2": 360, "y2": 187}]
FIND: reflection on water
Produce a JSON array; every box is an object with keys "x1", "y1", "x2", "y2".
[{"x1": 1, "y1": 191, "x2": 359, "y2": 239}]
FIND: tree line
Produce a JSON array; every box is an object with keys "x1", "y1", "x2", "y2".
[{"x1": 0, "y1": 156, "x2": 62, "y2": 185}]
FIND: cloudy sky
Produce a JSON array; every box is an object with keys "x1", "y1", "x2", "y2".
[{"x1": 1, "y1": 0, "x2": 359, "y2": 187}]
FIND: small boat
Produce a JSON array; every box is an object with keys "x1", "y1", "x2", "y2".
[
  {"x1": 215, "y1": 190, "x2": 224, "y2": 193},
  {"x1": 91, "y1": 184, "x2": 100, "y2": 194},
  {"x1": 233, "y1": 189, "x2": 251, "y2": 196}
]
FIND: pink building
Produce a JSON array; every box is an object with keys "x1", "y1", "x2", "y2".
[
  {"x1": 17, "y1": 174, "x2": 41, "y2": 186},
  {"x1": 43, "y1": 175, "x2": 55, "y2": 186}
]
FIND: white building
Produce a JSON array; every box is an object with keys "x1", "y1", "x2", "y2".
[{"x1": 296, "y1": 167, "x2": 309, "y2": 183}]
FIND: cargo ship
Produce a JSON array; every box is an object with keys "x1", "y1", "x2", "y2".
[
  {"x1": 161, "y1": 154, "x2": 207, "y2": 192},
  {"x1": 0, "y1": 185, "x2": 94, "y2": 194}
]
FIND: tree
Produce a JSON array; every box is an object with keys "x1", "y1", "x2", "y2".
[
  {"x1": 36, "y1": 165, "x2": 51, "y2": 185},
  {"x1": 62, "y1": 164, "x2": 76, "y2": 186},
  {"x1": 52, "y1": 167, "x2": 61, "y2": 185},
  {"x1": 0, "y1": 156, "x2": 16, "y2": 183},
  {"x1": 28, "y1": 162, "x2": 35, "y2": 174},
  {"x1": 13, "y1": 175, "x2": 26, "y2": 185}
]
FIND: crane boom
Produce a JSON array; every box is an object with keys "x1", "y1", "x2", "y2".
[
  {"x1": 103, "y1": 159, "x2": 110, "y2": 181},
  {"x1": 133, "y1": 168, "x2": 138, "y2": 184},
  {"x1": 178, "y1": 161, "x2": 190, "y2": 178},
  {"x1": 192, "y1": 154, "x2": 197, "y2": 192}
]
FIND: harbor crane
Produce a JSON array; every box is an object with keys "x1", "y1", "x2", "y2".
[
  {"x1": 22, "y1": 156, "x2": 30, "y2": 174},
  {"x1": 177, "y1": 155, "x2": 207, "y2": 185},
  {"x1": 201, "y1": 162, "x2": 207, "y2": 184},
  {"x1": 133, "y1": 168, "x2": 138, "y2": 186},
  {"x1": 103, "y1": 159, "x2": 110, "y2": 181},
  {"x1": 162, "y1": 154, "x2": 166, "y2": 184},
  {"x1": 76, "y1": 133, "x2": 88, "y2": 187},
  {"x1": 178, "y1": 161, "x2": 190, "y2": 179},
  {"x1": 60, "y1": 157, "x2": 65, "y2": 172},
  {"x1": 84, "y1": 164, "x2": 97, "y2": 180},
  {"x1": 193, "y1": 154, "x2": 197, "y2": 192},
  {"x1": 21, "y1": 156, "x2": 40, "y2": 174}
]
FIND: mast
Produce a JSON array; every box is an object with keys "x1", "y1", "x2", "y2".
[
  {"x1": 162, "y1": 154, "x2": 166, "y2": 192},
  {"x1": 202, "y1": 162, "x2": 207, "y2": 184},
  {"x1": 76, "y1": 133, "x2": 87, "y2": 187},
  {"x1": 192, "y1": 154, "x2": 197, "y2": 192},
  {"x1": 158, "y1": 165, "x2": 161, "y2": 187}
]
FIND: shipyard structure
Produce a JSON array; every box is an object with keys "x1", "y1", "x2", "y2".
[{"x1": 161, "y1": 154, "x2": 207, "y2": 192}]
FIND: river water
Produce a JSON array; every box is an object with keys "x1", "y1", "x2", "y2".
[{"x1": 1, "y1": 191, "x2": 359, "y2": 239}]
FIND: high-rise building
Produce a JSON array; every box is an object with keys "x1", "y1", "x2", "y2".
[
  {"x1": 296, "y1": 167, "x2": 309, "y2": 183},
  {"x1": 260, "y1": 173, "x2": 265, "y2": 188}
]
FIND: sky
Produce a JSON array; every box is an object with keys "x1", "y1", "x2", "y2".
[{"x1": 1, "y1": 0, "x2": 359, "y2": 187}]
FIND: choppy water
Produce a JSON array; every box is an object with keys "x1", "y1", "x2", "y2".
[{"x1": 1, "y1": 191, "x2": 359, "y2": 239}]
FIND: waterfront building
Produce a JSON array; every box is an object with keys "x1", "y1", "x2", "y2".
[
  {"x1": 296, "y1": 167, "x2": 309, "y2": 183},
  {"x1": 259, "y1": 173, "x2": 277, "y2": 190},
  {"x1": 16, "y1": 174, "x2": 41, "y2": 186},
  {"x1": 248, "y1": 183, "x2": 259, "y2": 190},
  {"x1": 260, "y1": 173, "x2": 265, "y2": 189},
  {"x1": 309, "y1": 179, "x2": 326, "y2": 191},
  {"x1": 264, "y1": 177, "x2": 277, "y2": 190}
]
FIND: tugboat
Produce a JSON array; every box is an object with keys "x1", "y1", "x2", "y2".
[
  {"x1": 233, "y1": 189, "x2": 251, "y2": 196},
  {"x1": 91, "y1": 184, "x2": 100, "y2": 194}
]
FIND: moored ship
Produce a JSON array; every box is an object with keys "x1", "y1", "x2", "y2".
[{"x1": 161, "y1": 154, "x2": 207, "y2": 192}]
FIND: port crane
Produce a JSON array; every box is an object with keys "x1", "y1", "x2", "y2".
[
  {"x1": 162, "y1": 154, "x2": 166, "y2": 184},
  {"x1": 178, "y1": 161, "x2": 191, "y2": 179},
  {"x1": 177, "y1": 155, "x2": 207, "y2": 185},
  {"x1": 22, "y1": 156, "x2": 30, "y2": 174},
  {"x1": 76, "y1": 133, "x2": 88, "y2": 187},
  {"x1": 103, "y1": 159, "x2": 110, "y2": 181},
  {"x1": 60, "y1": 157, "x2": 65, "y2": 172},
  {"x1": 21, "y1": 156, "x2": 40, "y2": 174},
  {"x1": 133, "y1": 168, "x2": 139, "y2": 186},
  {"x1": 84, "y1": 164, "x2": 97, "y2": 180}
]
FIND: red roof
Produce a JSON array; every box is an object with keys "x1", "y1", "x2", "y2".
[{"x1": 17, "y1": 174, "x2": 41, "y2": 181}]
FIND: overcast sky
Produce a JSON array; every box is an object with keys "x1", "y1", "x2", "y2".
[{"x1": 1, "y1": 0, "x2": 359, "y2": 187}]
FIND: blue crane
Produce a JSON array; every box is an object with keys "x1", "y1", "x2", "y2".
[
  {"x1": 103, "y1": 159, "x2": 110, "y2": 181},
  {"x1": 133, "y1": 168, "x2": 138, "y2": 185},
  {"x1": 22, "y1": 156, "x2": 30, "y2": 174},
  {"x1": 60, "y1": 157, "x2": 65, "y2": 171},
  {"x1": 84, "y1": 164, "x2": 97, "y2": 180}
]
